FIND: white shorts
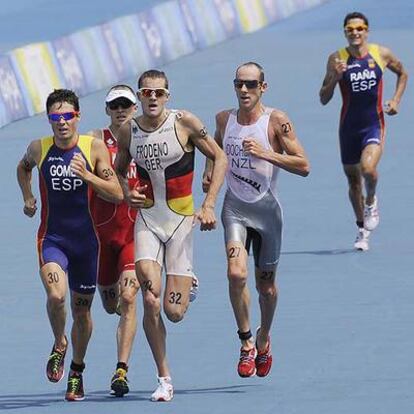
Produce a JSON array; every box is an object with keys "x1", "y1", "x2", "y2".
[{"x1": 134, "y1": 215, "x2": 194, "y2": 277}]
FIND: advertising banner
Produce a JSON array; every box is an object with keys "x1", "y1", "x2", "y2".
[
  {"x1": 179, "y1": 0, "x2": 228, "y2": 49},
  {"x1": 151, "y1": 1, "x2": 195, "y2": 62},
  {"x1": 69, "y1": 27, "x2": 118, "y2": 94},
  {"x1": 11, "y1": 43, "x2": 63, "y2": 114},
  {"x1": 212, "y1": 0, "x2": 242, "y2": 38},
  {"x1": 138, "y1": 8, "x2": 167, "y2": 67},
  {"x1": 100, "y1": 21, "x2": 131, "y2": 82},
  {"x1": 0, "y1": 54, "x2": 29, "y2": 124},
  {"x1": 52, "y1": 36, "x2": 88, "y2": 96},
  {"x1": 110, "y1": 14, "x2": 154, "y2": 78},
  {"x1": 234, "y1": 0, "x2": 268, "y2": 33}
]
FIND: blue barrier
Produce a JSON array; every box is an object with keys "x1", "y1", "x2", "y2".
[{"x1": 0, "y1": 0, "x2": 328, "y2": 128}]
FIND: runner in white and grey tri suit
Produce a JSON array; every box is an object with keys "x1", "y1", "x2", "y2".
[
  {"x1": 222, "y1": 107, "x2": 282, "y2": 272},
  {"x1": 203, "y1": 62, "x2": 310, "y2": 379}
]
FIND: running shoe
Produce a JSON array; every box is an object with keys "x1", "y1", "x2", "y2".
[
  {"x1": 189, "y1": 275, "x2": 199, "y2": 303},
  {"x1": 46, "y1": 337, "x2": 67, "y2": 383},
  {"x1": 354, "y1": 228, "x2": 370, "y2": 251},
  {"x1": 364, "y1": 196, "x2": 379, "y2": 231},
  {"x1": 65, "y1": 371, "x2": 85, "y2": 401},
  {"x1": 255, "y1": 328, "x2": 272, "y2": 377},
  {"x1": 110, "y1": 368, "x2": 129, "y2": 397},
  {"x1": 237, "y1": 347, "x2": 257, "y2": 377},
  {"x1": 151, "y1": 376, "x2": 174, "y2": 402}
]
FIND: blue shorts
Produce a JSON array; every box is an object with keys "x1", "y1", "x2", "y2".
[
  {"x1": 339, "y1": 126, "x2": 383, "y2": 165},
  {"x1": 38, "y1": 235, "x2": 99, "y2": 295}
]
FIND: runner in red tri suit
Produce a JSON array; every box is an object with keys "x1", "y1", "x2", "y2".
[{"x1": 88, "y1": 84, "x2": 140, "y2": 397}]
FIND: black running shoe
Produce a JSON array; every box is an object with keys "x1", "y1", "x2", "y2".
[
  {"x1": 46, "y1": 338, "x2": 67, "y2": 383},
  {"x1": 65, "y1": 371, "x2": 85, "y2": 401},
  {"x1": 111, "y1": 368, "x2": 129, "y2": 397}
]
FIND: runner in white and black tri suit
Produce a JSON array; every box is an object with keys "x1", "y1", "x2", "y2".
[
  {"x1": 115, "y1": 69, "x2": 226, "y2": 402},
  {"x1": 204, "y1": 62, "x2": 310, "y2": 379}
]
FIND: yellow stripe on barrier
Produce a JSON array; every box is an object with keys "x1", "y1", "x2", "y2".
[{"x1": 13, "y1": 43, "x2": 62, "y2": 114}]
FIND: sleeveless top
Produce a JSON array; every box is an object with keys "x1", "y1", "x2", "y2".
[
  {"x1": 129, "y1": 111, "x2": 195, "y2": 241},
  {"x1": 338, "y1": 43, "x2": 385, "y2": 131},
  {"x1": 90, "y1": 128, "x2": 138, "y2": 227},
  {"x1": 37, "y1": 135, "x2": 96, "y2": 241},
  {"x1": 223, "y1": 108, "x2": 279, "y2": 203}
]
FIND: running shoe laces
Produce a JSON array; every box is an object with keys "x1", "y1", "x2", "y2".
[
  {"x1": 65, "y1": 372, "x2": 84, "y2": 401},
  {"x1": 151, "y1": 376, "x2": 173, "y2": 402},
  {"x1": 46, "y1": 338, "x2": 67, "y2": 383},
  {"x1": 238, "y1": 347, "x2": 257, "y2": 377},
  {"x1": 364, "y1": 196, "x2": 379, "y2": 231}
]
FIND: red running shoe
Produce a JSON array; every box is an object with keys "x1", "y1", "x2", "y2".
[
  {"x1": 237, "y1": 347, "x2": 257, "y2": 377},
  {"x1": 46, "y1": 337, "x2": 67, "y2": 383},
  {"x1": 65, "y1": 371, "x2": 85, "y2": 401},
  {"x1": 255, "y1": 330, "x2": 272, "y2": 377}
]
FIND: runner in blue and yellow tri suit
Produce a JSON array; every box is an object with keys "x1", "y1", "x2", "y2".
[
  {"x1": 17, "y1": 89, "x2": 122, "y2": 402},
  {"x1": 320, "y1": 11, "x2": 407, "y2": 251}
]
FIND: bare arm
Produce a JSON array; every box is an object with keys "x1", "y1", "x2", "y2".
[
  {"x1": 114, "y1": 122, "x2": 147, "y2": 209},
  {"x1": 202, "y1": 111, "x2": 228, "y2": 193},
  {"x1": 243, "y1": 110, "x2": 310, "y2": 177},
  {"x1": 181, "y1": 111, "x2": 227, "y2": 230},
  {"x1": 380, "y1": 46, "x2": 408, "y2": 115},
  {"x1": 319, "y1": 52, "x2": 346, "y2": 105},
  {"x1": 16, "y1": 140, "x2": 41, "y2": 217},
  {"x1": 70, "y1": 138, "x2": 123, "y2": 203}
]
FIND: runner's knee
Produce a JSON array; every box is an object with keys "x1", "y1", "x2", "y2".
[
  {"x1": 228, "y1": 265, "x2": 248, "y2": 288},
  {"x1": 120, "y1": 289, "x2": 137, "y2": 308},
  {"x1": 47, "y1": 294, "x2": 65, "y2": 311},
  {"x1": 142, "y1": 290, "x2": 161, "y2": 315},
  {"x1": 164, "y1": 306, "x2": 185, "y2": 323},
  {"x1": 256, "y1": 282, "x2": 277, "y2": 299}
]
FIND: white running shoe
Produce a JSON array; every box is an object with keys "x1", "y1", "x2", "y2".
[
  {"x1": 364, "y1": 196, "x2": 379, "y2": 231},
  {"x1": 354, "y1": 228, "x2": 370, "y2": 251},
  {"x1": 189, "y1": 276, "x2": 199, "y2": 303},
  {"x1": 151, "y1": 377, "x2": 173, "y2": 402}
]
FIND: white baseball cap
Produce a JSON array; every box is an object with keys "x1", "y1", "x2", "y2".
[{"x1": 105, "y1": 87, "x2": 137, "y2": 104}]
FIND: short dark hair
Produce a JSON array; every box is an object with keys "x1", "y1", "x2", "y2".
[
  {"x1": 46, "y1": 89, "x2": 79, "y2": 113},
  {"x1": 137, "y1": 70, "x2": 169, "y2": 89},
  {"x1": 235, "y1": 62, "x2": 265, "y2": 82},
  {"x1": 343, "y1": 12, "x2": 369, "y2": 27}
]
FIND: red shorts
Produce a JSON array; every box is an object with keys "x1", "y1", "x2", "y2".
[{"x1": 95, "y1": 207, "x2": 137, "y2": 286}]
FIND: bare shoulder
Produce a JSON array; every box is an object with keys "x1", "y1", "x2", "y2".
[
  {"x1": 216, "y1": 109, "x2": 232, "y2": 127},
  {"x1": 175, "y1": 109, "x2": 199, "y2": 126},
  {"x1": 91, "y1": 136, "x2": 107, "y2": 152},
  {"x1": 26, "y1": 139, "x2": 42, "y2": 164},
  {"x1": 269, "y1": 108, "x2": 291, "y2": 125},
  {"x1": 378, "y1": 44, "x2": 394, "y2": 61},
  {"x1": 86, "y1": 129, "x2": 102, "y2": 139}
]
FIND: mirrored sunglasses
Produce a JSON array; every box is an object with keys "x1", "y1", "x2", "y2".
[
  {"x1": 48, "y1": 111, "x2": 79, "y2": 122},
  {"x1": 138, "y1": 88, "x2": 169, "y2": 98},
  {"x1": 233, "y1": 79, "x2": 262, "y2": 89}
]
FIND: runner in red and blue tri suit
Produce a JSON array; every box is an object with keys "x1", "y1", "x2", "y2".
[
  {"x1": 88, "y1": 84, "x2": 140, "y2": 397},
  {"x1": 320, "y1": 11, "x2": 407, "y2": 251},
  {"x1": 17, "y1": 89, "x2": 122, "y2": 402}
]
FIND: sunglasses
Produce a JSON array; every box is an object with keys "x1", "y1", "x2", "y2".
[
  {"x1": 233, "y1": 79, "x2": 262, "y2": 89},
  {"x1": 345, "y1": 24, "x2": 368, "y2": 33},
  {"x1": 48, "y1": 111, "x2": 79, "y2": 122},
  {"x1": 107, "y1": 99, "x2": 134, "y2": 110},
  {"x1": 138, "y1": 88, "x2": 169, "y2": 98}
]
